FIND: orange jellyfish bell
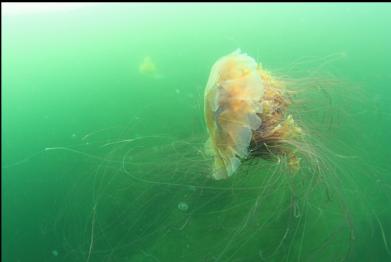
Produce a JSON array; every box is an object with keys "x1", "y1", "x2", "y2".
[
  {"x1": 204, "y1": 49, "x2": 303, "y2": 180},
  {"x1": 204, "y1": 49, "x2": 264, "y2": 180}
]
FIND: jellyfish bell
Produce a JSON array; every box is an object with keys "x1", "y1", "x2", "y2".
[
  {"x1": 204, "y1": 49, "x2": 263, "y2": 179},
  {"x1": 204, "y1": 49, "x2": 303, "y2": 180},
  {"x1": 139, "y1": 56, "x2": 157, "y2": 75},
  {"x1": 138, "y1": 56, "x2": 164, "y2": 79}
]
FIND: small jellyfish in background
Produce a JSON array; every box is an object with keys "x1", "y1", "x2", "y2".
[
  {"x1": 138, "y1": 56, "x2": 164, "y2": 79},
  {"x1": 51, "y1": 250, "x2": 59, "y2": 257},
  {"x1": 204, "y1": 49, "x2": 302, "y2": 180}
]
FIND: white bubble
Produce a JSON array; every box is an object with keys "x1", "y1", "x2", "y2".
[{"x1": 178, "y1": 202, "x2": 189, "y2": 212}]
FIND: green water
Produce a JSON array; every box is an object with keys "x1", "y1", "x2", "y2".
[{"x1": 2, "y1": 3, "x2": 391, "y2": 262}]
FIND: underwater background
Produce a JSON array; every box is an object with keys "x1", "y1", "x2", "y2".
[{"x1": 2, "y1": 3, "x2": 391, "y2": 262}]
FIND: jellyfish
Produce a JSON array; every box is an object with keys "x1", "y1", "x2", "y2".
[
  {"x1": 204, "y1": 49, "x2": 302, "y2": 180},
  {"x1": 138, "y1": 56, "x2": 164, "y2": 79},
  {"x1": 33, "y1": 48, "x2": 386, "y2": 262}
]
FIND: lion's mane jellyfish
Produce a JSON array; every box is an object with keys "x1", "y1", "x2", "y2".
[{"x1": 204, "y1": 49, "x2": 302, "y2": 180}]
